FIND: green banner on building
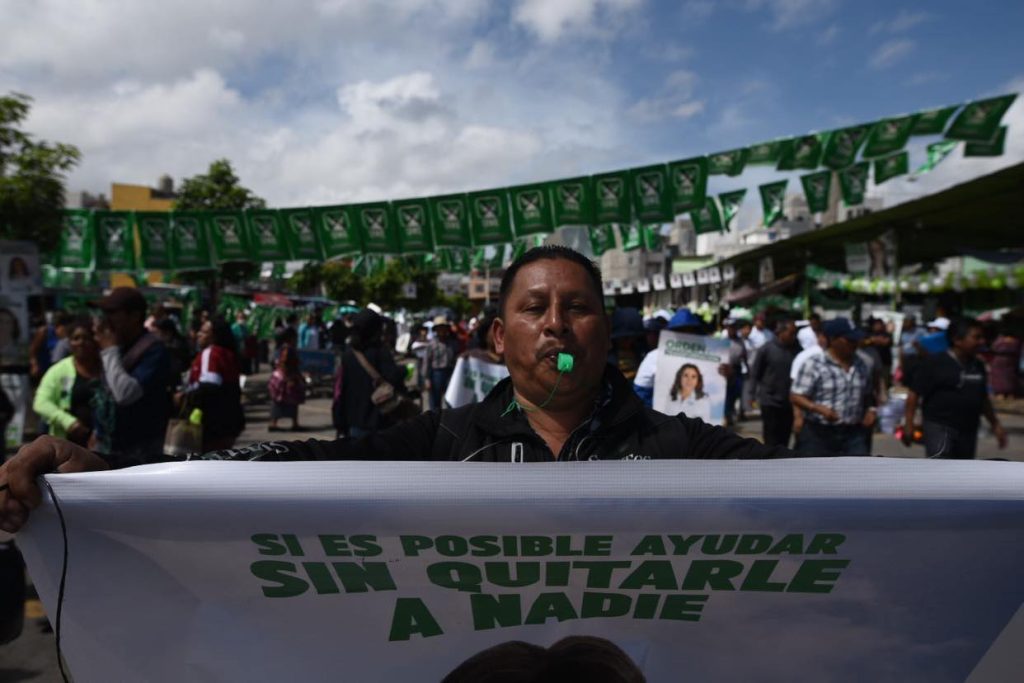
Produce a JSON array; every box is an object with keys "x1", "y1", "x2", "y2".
[
  {"x1": 280, "y1": 208, "x2": 322, "y2": 260},
  {"x1": 759, "y1": 180, "x2": 788, "y2": 227},
  {"x1": 718, "y1": 189, "x2": 746, "y2": 230},
  {"x1": 207, "y1": 211, "x2": 251, "y2": 263},
  {"x1": 351, "y1": 202, "x2": 399, "y2": 254},
  {"x1": 707, "y1": 148, "x2": 748, "y2": 176},
  {"x1": 668, "y1": 156, "x2": 708, "y2": 214},
  {"x1": 618, "y1": 222, "x2": 643, "y2": 251},
  {"x1": 549, "y1": 176, "x2": 595, "y2": 226},
  {"x1": 964, "y1": 126, "x2": 1007, "y2": 157},
  {"x1": 945, "y1": 94, "x2": 1016, "y2": 141},
  {"x1": 630, "y1": 164, "x2": 673, "y2": 222},
  {"x1": 509, "y1": 183, "x2": 554, "y2": 236},
  {"x1": 747, "y1": 139, "x2": 788, "y2": 165},
  {"x1": 314, "y1": 205, "x2": 362, "y2": 258},
  {"x1": 245, "y1": 210, "x2": 289, "y2": 262},
  {"x1": 800, "y1": 170, "x2": 832, "y2": 213},
  {"x1": 821, "y1": 125, "x2": 869, "y2": 170},
  {"x1": 588, "y1": 224, "x2": 617, "y2": 256},
  {"x1": 56, "y1": 210, "x2": 95, "y2": 270},
  {"x1": 429, "y1": 194, "x2": 472, "y2": 247},
  {"x1": 392, "y1": 198, "x2": 434, "y2": 253},
  {"x1": 912, "y1": 105, "x2": 959, "y2": 135},
  {"x1": 690, "y1": 199, "x2": 723, "y2": 235},
  {"x1": 862, "y1": 115, "x2": 916, "y2": 158},
  {"x1": 468, "y1": 190, "x2": 514, "y2": 245},
  {"x1": 777, "y1": 135, "x2": 823, "y2": 171},
  {"x1": 95, "y1": 211, "x2": 136, "y2": 271},
  {"x1": 135, "y1": 212, "x2": 173, "y2": 270},
  {"x1": 838, "y1": 162, "x2": 869, "y2": 206},
  {"x1": 874, "y1": 151, "x2": 909, "y2": 184},
  {"x1": 593, "y1": 170, "x2": 632, "y2": 224}
]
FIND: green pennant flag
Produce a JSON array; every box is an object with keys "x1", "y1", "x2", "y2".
[
  {"x1": 912, "y1": 105, "x2": 959, "y2": 135},
  {"x1": 707, "y1": 148, "x2": 748, "y2": 176},
  {"x1": 549, "y1": 176, "x2": 595, "y2": 226},
  {"x1": 169, "y1": 212, "x2": 213, "y2": 270},
  {"x1": 593, "y1": 171, "x2": 632, "y2": 223},
  {"x1": 642, "y1": 224, "x2": 662, "y2": 251},
  {"x1": 873, "y1": 151, "x2": 909, "y2": 185},
  {"x1": 759, "y1": 180, "x2": 788, "y2": 227},
  {"x1": 280, "y1": 208, "x2": 323, "y2": 260},
  {"x1": 667, "y1": 156, "x2": 708, "y2": 213},
  {"x1": 469, "y1": 190, "x2": 513, "y2": 245},
  {"x1": 776, "y1": 135, "x2": 823, "y2": 170},
  {"x1": 451, "y1": 248, "x2": 472, "y2": 274},
  {"x1": 718, "y1": 189, "x2": 746, "y2": 230},
  {"x1": 471, "y1": 246, "x2": 487, "y2": 270},
  {"x1": 800, "y1": 170, "x2": 832, "y2": 213},
  {"x1": 314, "y1": 205, "x2": 362, "y2": 258},
  {"x1": 916, "y1": 140, "x2": 959, "y2": 174},
  {"x1": 588, "y1": 225, "x2": 616, "y2": 256},
  {"x1": 629, "y1": 164, "x2": 673, "y2": 222},
  {"x1": 964, "y1": 126, "x2": 1007, "y2": 157},
  {"x1": 429, "y1": 193, "x2": 472, "y2": 247},
  {"x1": 508, "y1": 183, "x2": 553, "y2": 236},
  {"x1": 135, "y1": 212, "x2": 173, "y2": 270},
  {"x1": 392, "y1": 199, "x2": 434, "y2": 253},
  {"x1": 509, "y1": 240, "x2": 527, "y2": 265},
  {"x1": 821, "y1": 125, "x2": 870, "y2": 170},
  {"x1": 245, "y1": 210, "x2": 290, "y2": 262},
  {"x1": 617, "y1": 222, "x2": 643, "y2": 251},
  {"x1": 838, "y1": 162, "x2": 870, "y2": 206},
  {"x1": 94, "y1": 211, "x2": 136, "y2": 271},
  {"x1": 351, "y1": 202, "x2": 399, "y2": 254},
  {"x1": 746, "y1": 140, "x2": 787, "y2": 165},
  {"x1": 945, "y1": 94, "x2": 1016, "y2": 141},
  {"x1": 690, "y1": 199, "x2": 723, "y2": 235},
  {"x1": 862, "y1": 115, "x2": 916, "y2": 158},
  {"x1": 57, "y1": 210, "x2": 95, "y2": 269},
  {"x1": 207, "y1": 211, "x2": 251, "y2": 263}
]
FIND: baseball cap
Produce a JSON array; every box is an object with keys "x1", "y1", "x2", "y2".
[
  {"x1": 667, "y1": 308, "x2": 703, "y2": 331},
  {"x1": 90, "y1": 287, "x2": 147, "y2": 313},
  {"x1": 822, "y1": 317, "x2": 866, "y2": 342},
  {"x1": 926, "y1": 317, "x2": 951, "y2": 331}
]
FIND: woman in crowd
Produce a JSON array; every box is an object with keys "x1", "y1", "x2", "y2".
[
  {"x1": 268, "y1": 327, "x2": 304, "y2": 432},
  {"x1": 32, "y1": 317, "x2": 101, "y2": 447},
  {"x1": 667, "y1": 363, "x2": 712, "y2": 423},
  {"x1": 333, "y1": 309, "x2": 407, "y2": 439},
  {"x1": 179, "y1": 316, "x2": 245, "y2": 450}
]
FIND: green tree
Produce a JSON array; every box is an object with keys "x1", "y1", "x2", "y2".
[
  {"x1": 0, "y1": 92, "x2": 81, "y2": 251},
  {"x1": 173, "y1": 159, "x2": 266, "y2": 211}
]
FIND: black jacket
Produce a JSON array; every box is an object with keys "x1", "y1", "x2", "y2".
[
  {"x1": 208, "y1": 365, "x2": 793, "y2": 462},
  {"x1": 750, "y1": 339, "x2": 798, "y2": 409}
]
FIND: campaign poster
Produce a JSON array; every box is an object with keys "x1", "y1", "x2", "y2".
[
  {"x1": 0, "y1": 241, "x2": 42, "y2": 448},
  {"x1": 653, "y1": 331, "x2": 729, "y2": 424},
  {"x1": 444, "y1": 354, "x2": 509, "y2": 408}
]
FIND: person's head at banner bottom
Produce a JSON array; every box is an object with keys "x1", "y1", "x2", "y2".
[{"x1": 443, "y1": 635, "x2": 645, "y2": 683}]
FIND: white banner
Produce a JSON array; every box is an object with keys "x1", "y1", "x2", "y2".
[
  {"x1": 17, "y1": 460, "x2": 1024, "y2": 682},
  {"x1": 653, "y1": 331, "x2": 729, "y2": 424},
  {"x1": 444, "y1": 355, "x2": 509, "y2": 408}
]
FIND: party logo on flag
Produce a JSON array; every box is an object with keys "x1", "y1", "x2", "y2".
[
  {"x1": 668, "y1": 157, "x2": 707, "y2": 213},
  {"x1": 439, "y1": 200, "x2": 464, "y2": 232},
  {"x1": 398, "y1": 206, "x2": 425, "y2": 237},
  {"x1": 946, "y1": 95, "x2": 1016, "y2": 141},
  {"x1": 718, "y1": 189, "x2": 746, "y2": 229},
  {"x1": 475, "y1": 197, "x2": 501, "y2": 229},
  {"x1": 874, "y1": 151, "x2": 909, "y2": 185},
  {"x1": 801, "y1": 171, "x2": 832, "y2": 213},
  {"x1": 516, "y1": 190, "x2": 543, "y2": 220},
  {"x1": 140, "y1": 217, "x2": 167, "y2": 253},
  {"x1": 759, "y1": 180, "x2": 788, "y2": 227},
  {"x1": 778, "y1": 135, "x2": 822, "y2": 170},
  {"x1": 863, "y1": 116, "x2": 915, "y2": 157},
  {"x1": 707, "y1": 149, "x2": 747, "y2": 176},
  {"x1": 747, "y1": 140, "x2": 785, "y2": 165},
  {"x1": 912, "y1": 105, "x2": 958, "y2": 135},
  {"x1": 362, "y1": 209, "x2": 386, "y2": 240},
  {"x1": 838, "y1": 162, "x2": 869, "y2": 206},
  {"x1": 597, "y1": 177, "x2": 623, "y2": 210},
  {"x1": 559, "y1": 184, "x2": 582, "y2": 212},
  {"x1": 253, "y1": 216, "x2": 277, "y2": 245},
  {"x1": 690, "y1": 200, "x2": 722, "y2": 235},
  {"x1": 216, "y1": 217, "x2": 241, "y2": 246},
  {"x1": 822, "y1": 125, "x2": 869, "y2": 170}
]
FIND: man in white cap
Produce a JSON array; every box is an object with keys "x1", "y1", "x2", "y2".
[{"x1": 424, "y1": 316, "x2": 458, "y2": 410}]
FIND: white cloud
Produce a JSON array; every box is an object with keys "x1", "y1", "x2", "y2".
[
  {"x1": 512, "y1": 0, "x2": 643, "y2": 42},
  {"x1": 628, "y1": 69, "x2": 703, "y2": 123},
  {"x1": 816, "y1": 23, "x2": 839, "y2": 46},
  {"x1": 745, "y1": 0, "x2": 840, "y2": 30},
  {"x1": 870, "y1": 39, "x2": 915, "y2": 69},
  {"x1": 870, "y1": 10, "x2": 932, "y2": 35}
]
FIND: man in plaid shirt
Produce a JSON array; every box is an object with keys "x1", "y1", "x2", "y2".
[{"x1": 790, "y1": 318, "x2": 875, "y2": 455}]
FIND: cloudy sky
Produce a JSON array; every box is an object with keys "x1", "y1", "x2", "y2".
[{"x1": 2, "y1": 0, "x2": 1022, "y2": 220}]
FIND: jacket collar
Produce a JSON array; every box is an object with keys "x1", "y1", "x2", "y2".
[{"x1": 474, "y1": 364, "x2": 645, "y2": 439}]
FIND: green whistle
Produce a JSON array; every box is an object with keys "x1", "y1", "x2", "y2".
[{"x1": 557, "y1": 353, "x2": 574, "y2": 373}]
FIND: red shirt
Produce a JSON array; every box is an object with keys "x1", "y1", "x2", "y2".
[{"x1": 189, "y1": 345, "x2": 239, "y2": 387}]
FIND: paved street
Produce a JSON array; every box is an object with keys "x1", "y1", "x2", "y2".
[{"x1": 4, "y1": 378, "x2": 1022, "y2": 681}]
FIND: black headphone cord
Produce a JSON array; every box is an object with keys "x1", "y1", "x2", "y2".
[{"x1": 39, "y1": 476, "x2": 72, "y2": 683}]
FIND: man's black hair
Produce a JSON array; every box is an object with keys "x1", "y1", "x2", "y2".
[
  {"x1": 946, "y1": 316, "x2": 981, "y2": 345},
  {"x1": 772, "y1": 315, "x2": 796, "y2": 333},
  {"x1": 497, "y1": 246, "x2": 604, "y2": 316}
]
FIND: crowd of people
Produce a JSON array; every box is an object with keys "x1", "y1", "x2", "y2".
[{"x1": 6, "y1": 249, "x2": 1019, "y2": 470}]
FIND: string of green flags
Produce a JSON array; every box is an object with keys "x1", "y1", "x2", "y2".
[{"x1": 52, "y1": 94, "x2": 1014, "y2": 271}]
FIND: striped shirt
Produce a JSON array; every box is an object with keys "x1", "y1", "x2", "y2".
[{"x1": 792, "y1": 352, "x2": 872, "y2": 425}]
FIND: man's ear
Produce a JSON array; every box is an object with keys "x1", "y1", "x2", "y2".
[{"x1": 492, "y1": 317, "x2": 506, "y2": 355}]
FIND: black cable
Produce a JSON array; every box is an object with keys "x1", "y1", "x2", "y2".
[{"x1": 39, "y1": 477, "x2": 71, "y2": 683}]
